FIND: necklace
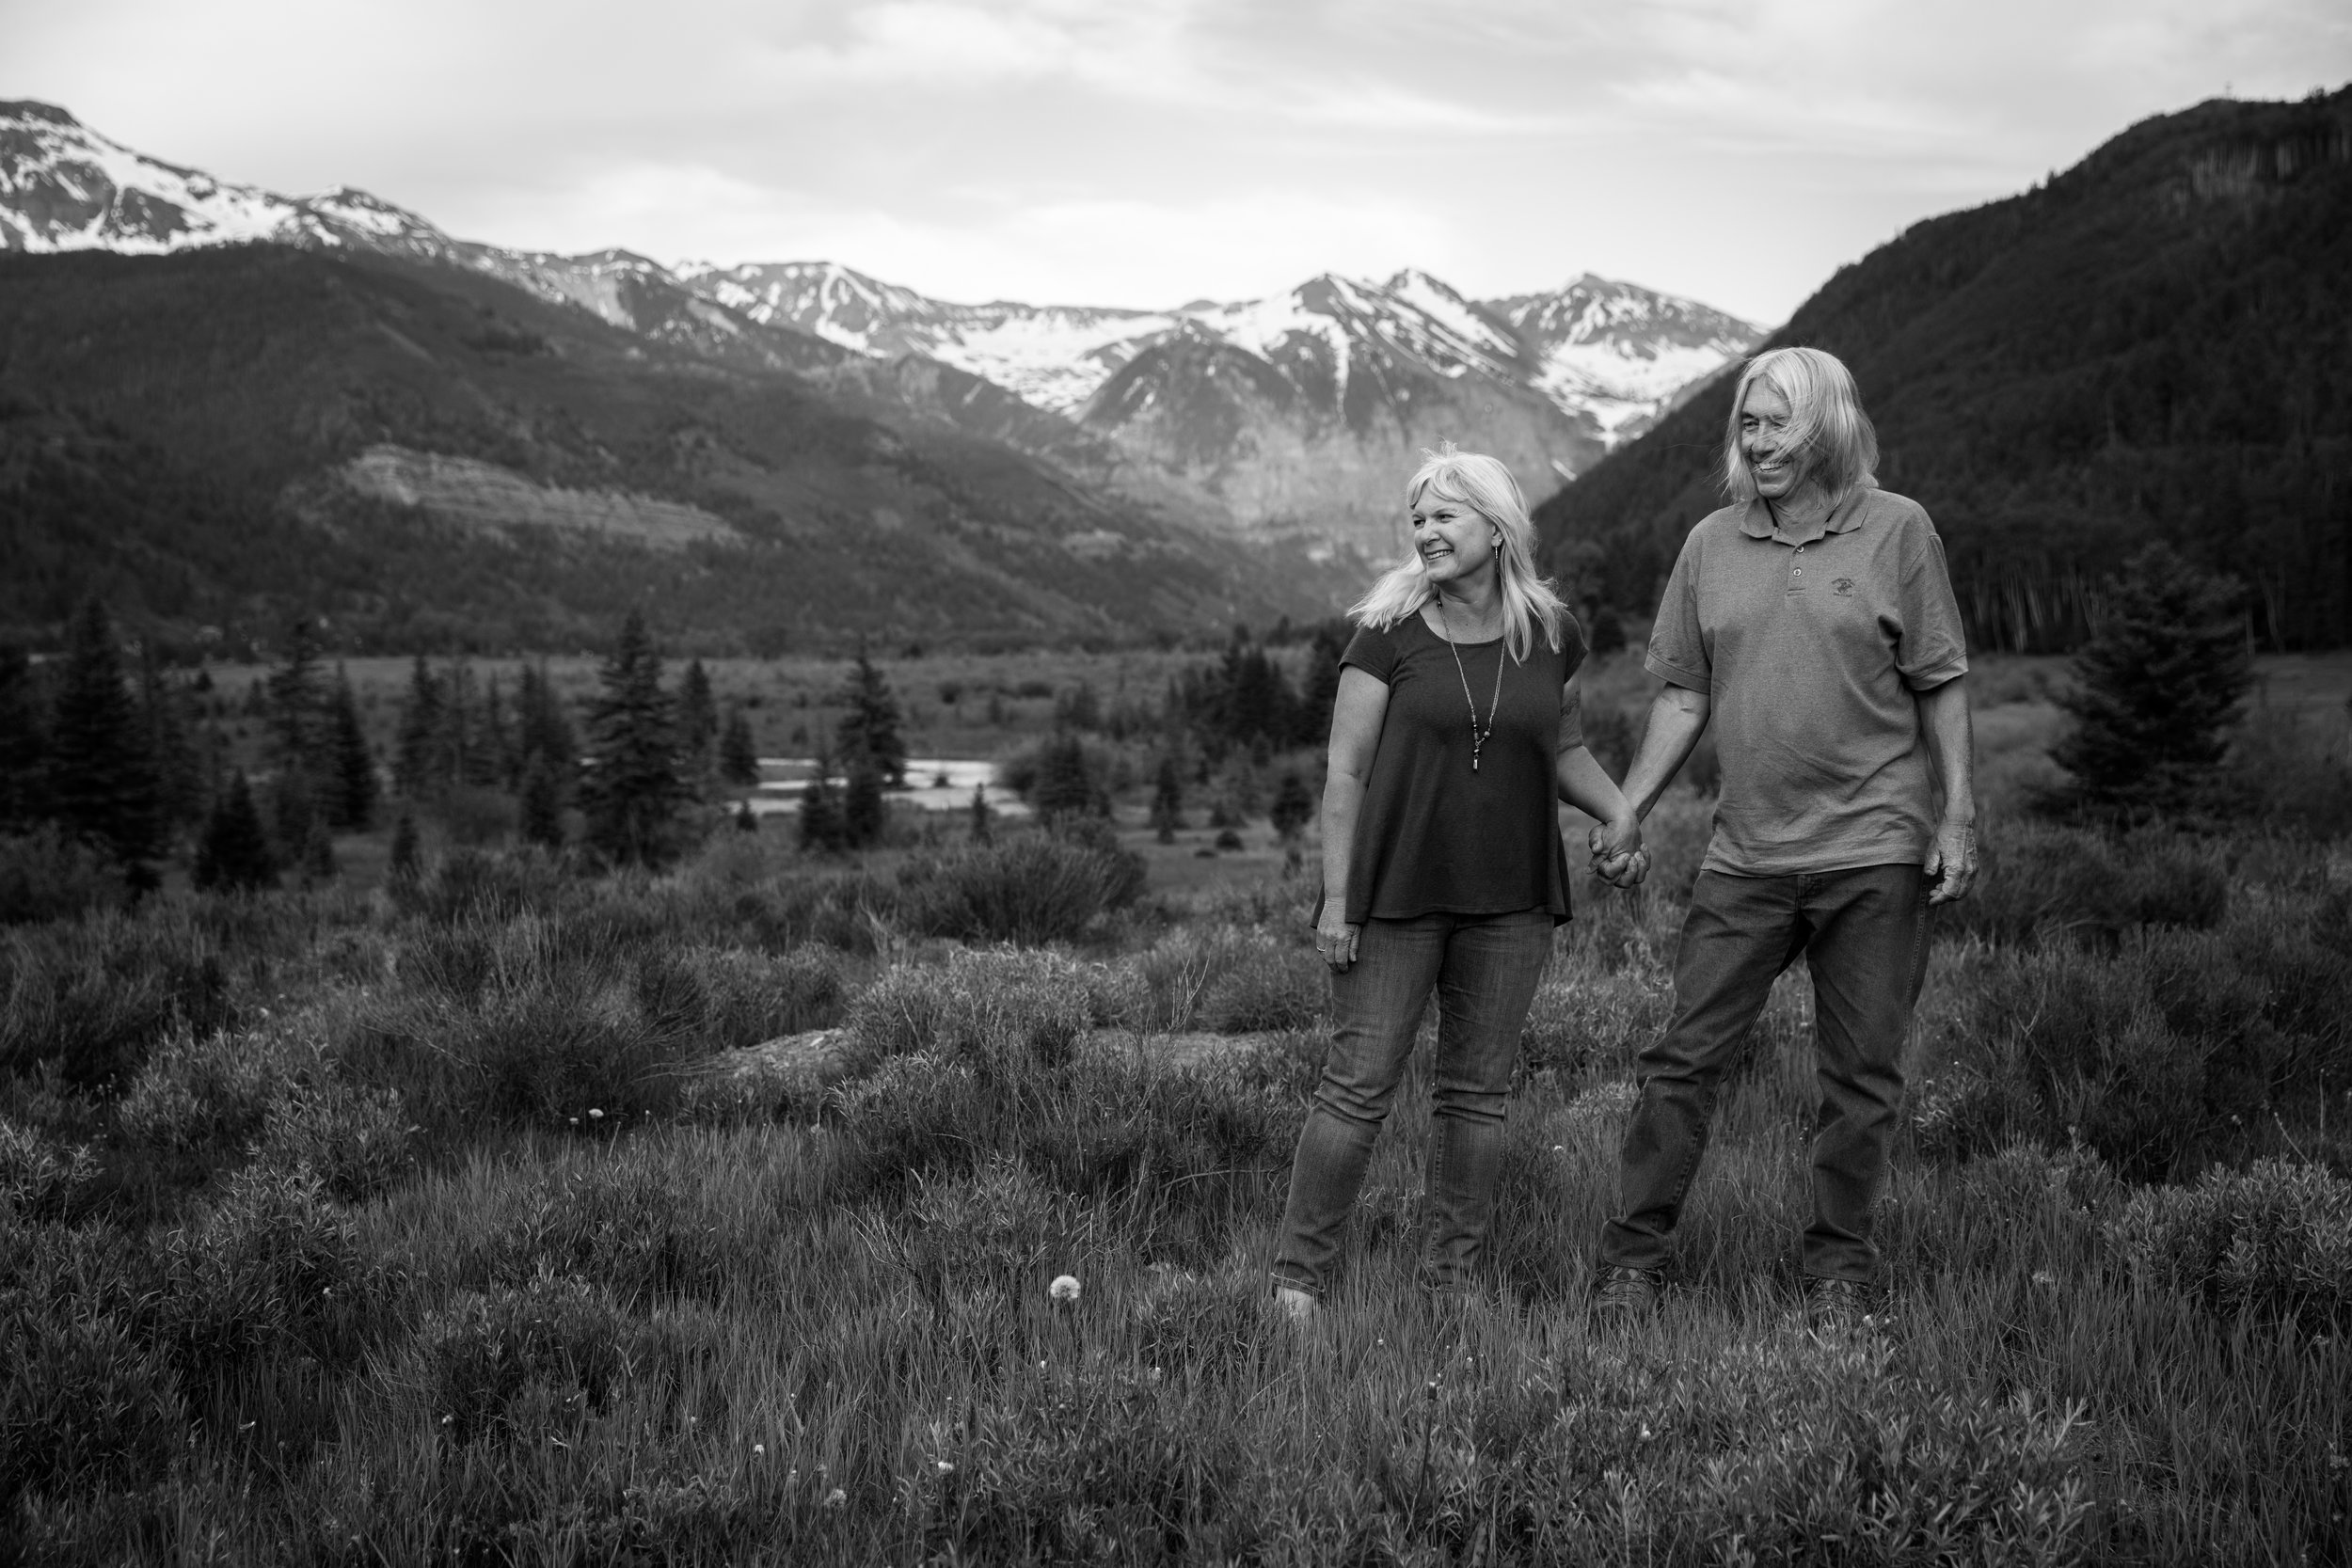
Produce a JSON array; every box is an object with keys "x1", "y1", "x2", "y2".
[{"x1": 1433, "y1": 597, "x2": 1504, "y2": 772}]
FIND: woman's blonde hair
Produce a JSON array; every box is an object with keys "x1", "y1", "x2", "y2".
[
  {"x1": 1719, "y1": 346, "x2": 1879, "y2": 504},
  {"x1": 1349, "y1": 444, "x2": 1567, "y2": 662}
]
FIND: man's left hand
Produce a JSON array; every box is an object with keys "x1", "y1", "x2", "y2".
[{"x1": 1925, "y1": 821, "x2": 1979, "y2": 905}]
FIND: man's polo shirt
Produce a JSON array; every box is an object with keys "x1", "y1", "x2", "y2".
[{"x1": 1645, "y1": 483, "x2": 1968, "y2": 877}]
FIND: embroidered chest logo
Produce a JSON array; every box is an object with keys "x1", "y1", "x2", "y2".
[{"x1": 1832, "y1": 577, "x2": 1857, "y2": 597}]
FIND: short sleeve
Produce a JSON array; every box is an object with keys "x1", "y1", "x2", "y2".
[
  {"x1": 1339, "y1": 622, "x2": 1400, "y2": 685},
  {"x1": 1896, "y1": 521, "x2": 1969, "y2": 690},
  {"x1": 1558, "y1": 610, "x2": 1588, "y2": 684},
  {"x1": 1644, "y1": 538, "x2": 1711, "y2": 691},
  {"x1": 1556, "y1": 611, "x2": 1588, "y2": 751}
]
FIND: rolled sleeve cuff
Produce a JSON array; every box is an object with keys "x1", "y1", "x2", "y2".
[
  {"x1": 1901, "y1": 655, "x2": 1970, "y2": 692},
  {"x1": 1645, "y1": 650, "x2": 1711, "y2": 692}
]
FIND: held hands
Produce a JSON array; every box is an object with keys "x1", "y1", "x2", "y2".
[
  {"x1": 1316, "y1": 905, "x2": 1361, "y2": 972},
  {"x1": 1588, "y1": 814, "x2": 1649, "y2": 890},
  {"x1": 1926, "y1": 820, "x2": 1979, "y2": 905}
]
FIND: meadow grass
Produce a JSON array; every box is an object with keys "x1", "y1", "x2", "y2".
[{"x1": 4, "y1": 664, "x2": 2351, "y2": 1563}]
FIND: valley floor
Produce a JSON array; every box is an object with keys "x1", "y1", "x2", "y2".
[{"x1": 5, "y1": 651, "x2": 2349, "y2": 1564}]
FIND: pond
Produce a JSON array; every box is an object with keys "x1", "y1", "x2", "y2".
[{"x1": 743, "y1": 757, "x2": 1030, "y2": 817}]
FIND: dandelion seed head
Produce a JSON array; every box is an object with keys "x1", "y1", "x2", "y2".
[
  {"x1": 1049, "y1": 1275, "x2": 1081, "y2": 1303},
  {"x1": 823, "y1": 1487, "x2": 847, "y2": 1508}
]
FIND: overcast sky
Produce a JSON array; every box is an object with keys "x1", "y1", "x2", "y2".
[{"x1": 8, "y1": 0, "x2": 2348, "y2": 324}]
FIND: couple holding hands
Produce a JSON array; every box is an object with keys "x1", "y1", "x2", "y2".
[{"x1": 1269, "y1": 346, "x2": 1979, "y2": 1330}]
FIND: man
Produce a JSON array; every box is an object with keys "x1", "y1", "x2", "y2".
[{"x1": 1591, "y1": 345, "x2": 1977, "y2": 1329}]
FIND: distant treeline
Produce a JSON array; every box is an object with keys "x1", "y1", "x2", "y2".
[{"x1": 1537, "y1": 88, "x2": 2352, "y2": 652}]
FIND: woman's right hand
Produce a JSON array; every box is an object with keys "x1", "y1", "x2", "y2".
[{"x1": 1316, "y1": 906, "x2": 1360, "y2": 972}]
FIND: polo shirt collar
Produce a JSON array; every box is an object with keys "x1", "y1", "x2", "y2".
[{"x1": 1739, "y1": 486, "x2": 1867, "y2": 546}]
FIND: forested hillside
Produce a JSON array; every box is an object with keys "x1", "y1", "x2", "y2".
[
  {"x1": 0, "y1": 247, "x2": 1340, "y2": 656},
  {"x1": 1536, "y1": 87, "x2": 2352, "y2": 650}
]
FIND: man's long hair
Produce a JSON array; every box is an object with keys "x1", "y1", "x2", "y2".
[
  {"x1": 1719, "y1": 347, "x2": 1880, "y2": 504},
  {"x1": 1349, "y1": 444, "x2": 1567, "y2": 663}
]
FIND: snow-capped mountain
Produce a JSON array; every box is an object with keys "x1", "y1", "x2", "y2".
[
  {"x1": 671, "y1": 261, "x2": 1764, "y2": 549},
  {"x1": 1, "y1": 98, "x2": 1764, "y2": 562},
  {"x1": 0, "y1": 101, "x2": 455, "y2": 259},
  {"x1": 682, "y1": 259, "x2": 1764, "y2": 445},
  {"x1": 1075, "y1": 272, "x2": 1599, "y2": 556},
  {"x1": 681, "y1": 261, "x2": 1183, "y2": 415},
  {"x1": 1491, "y1": 274, "x2": 1765, "y2": 440}
]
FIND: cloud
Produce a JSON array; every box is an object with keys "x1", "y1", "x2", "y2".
[{"x1": 6, "y1": 0, "x2": 2347, "y2": 323}]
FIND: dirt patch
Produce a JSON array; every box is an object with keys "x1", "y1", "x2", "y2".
[{"x1": 341, "y1": 444, "x2": 740, "y2": 550}]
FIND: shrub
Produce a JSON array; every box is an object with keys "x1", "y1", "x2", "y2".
[
  {"x1": 2227, "y1": 707, "x2": 2352, "y2": 838},
  {"x1": 1971, "y1": 933, "x2": 2272, "y2": 1179},
  {"x1": 1517, "y1": 969, "x2": 1672, "y2": 1085},
  {"x1": 1200, "y1": 947, "x2": 1326, "y2": 1034},
  {"x1": 255, "y1": 1079, "x2": 416, "y2": 1202},
  {"x1": 846, "y1": 949, "x2": 1090, "y2": 1077},
  {"x1": 388, "y1": 845, "x2": 577, "y2": 925},
  {"x1": 422, "y1": 1150, "x2": 764, "y2": 1309},
  {"x1": 0, "y1": 910, "x2": 236, "y2": 1087},
  {"x1": 346, "y1": 919, "x2": 707, "y2": 1127},
  {"x1": 113, "y1": 1024, "x2": 294, "y2": 1153},
  {"x1": 2103, "y1": 1159, "x2": 2352, "y2": 1330},
  {"x1": 158, "y1": 1164, "x2": 378, "y2": 1372},
  {"x1": 885, "y1": 1156, "x2": 1082, "y2": 1316},
  {"x1": 1942, "y1": 822, "x2": 2230, "y2": 949},
  {"x1": 634, "y1": 945, "x2": 848, "y2": 1050},
  {"x1": 397, "y1": 1273, "x2": 666, "y2": 1446},
  {"x1": 0, "y1": 1116, "x2": 98, "y2": 1220},
  {"x1": 0, "y1": 827, "x2": 126, "y2": 926},
  {"x1": 0, "y1": 1287, "x2": 184, "y2": 1499},
  {"x1": 895, "y1": 830, "x2": 1144, "y2": 946}
]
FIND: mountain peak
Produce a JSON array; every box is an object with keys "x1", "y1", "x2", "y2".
[{"x1": 0, "y1": 101, "x2": 80, "y2": 127}]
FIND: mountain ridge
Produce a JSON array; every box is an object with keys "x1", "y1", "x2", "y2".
[{"x1": 1533, "y1": 87, "x2": 2352, "y2": 651}]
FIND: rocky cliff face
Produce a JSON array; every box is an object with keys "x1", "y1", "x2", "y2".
[{"x1": 1081, "y1": 281, "x2": 1605, "y2": 560}]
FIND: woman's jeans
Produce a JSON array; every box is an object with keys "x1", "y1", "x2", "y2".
[
  {"x1": 1599, "y1": 864, "x2": 1931, "y2": 1285},
  {"x1": 1269, "y1": 910, "x2": 1552, "y2": 1299}
]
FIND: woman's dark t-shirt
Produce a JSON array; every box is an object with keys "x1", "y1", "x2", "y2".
[{"x1": 1338, "y1": 610, "x2": 1586, "y2": 925}]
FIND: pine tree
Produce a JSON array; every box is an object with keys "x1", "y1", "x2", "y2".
[
  {"x1": 2052, "y1": 542, "x2": 2254, "y2": 823},
  {"x1": 835, "y1": 651, "x2": 908, "y2": 786},
  {"x1": 138, "y1": 648, "x2": 204, "y2": 840},
  {"x1": 480, "y1": 674, "x2": 516, "y2": 789},
  {"x1": 193, "y1": 771, "x2": 277, "y2": 893},
  {"x1": 678, "y1": 659, "x2": 718, "y2": 796},
  {"x1": 520, "y1": 752, "x2": 566, "y2": 849},
  {"x1": 0, "y1": 642, "x2": 49, "y2": 831},
  {"x1": 265, "y1": 618, "x2": 326, "y2": 761},
  {"x1": 968, "y1": 783, "x2": 993, "y2": 845},
  {"x1": 579, "y1": 610, "x2": 684, "y2": 866},
  {"x1": 270, "y1": 766, "x2": 316, "y2": 865},
  {"x1": 47, "y1": 600, "x2": 159, "y2": 868},
  {"x1": 516, "y1": 662, "x2": 577, "y2": 790},
  {"x1": 799, "y1": 739, "x2": 845, "y2": 853},
  {"x1": 393, "y1": 656, "x2": 444, "y2": 798},
  {"x1": 720, "y1": 705, "x2": 762, "y2": 789},
  {"x1": 1150, "y1": 752, "x2": 1185, "y2": 844},
  {"x1": 1032, "y1": 733, "x2": 1098, "y2": 821},
  {"x1": 326, "y1": 669, "x2": 378, "y2": 831},
  {"x1": 389, "y1": 808, "x2": 421, "y2": 882},
  {"x1": 1269, "y1": 770, "x2": 1315, "y2": 842},
  {"x1": 842, "y1": 760, "x2": 886, "y2": 848}
]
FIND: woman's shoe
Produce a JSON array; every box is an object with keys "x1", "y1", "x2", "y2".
[
  {"x1": 1271, "y1": 1285, "x2": 1317, "y2": 1325},
  {"x1": 1590, "y1": 1264, "x2": 1664, "y2": 1322}
]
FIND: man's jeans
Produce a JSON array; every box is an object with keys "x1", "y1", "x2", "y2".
[
  {"x1": 1600, "y1": 864, "x2": 1930, "y2": 1284},
  {"x1": 1269, "y1": 910, "x2": 1552, "y2": 1299}
]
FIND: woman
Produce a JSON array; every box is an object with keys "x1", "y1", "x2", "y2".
[{"x1": 1269, "y1": 445, "x2": 1645, "y2": 1319}]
